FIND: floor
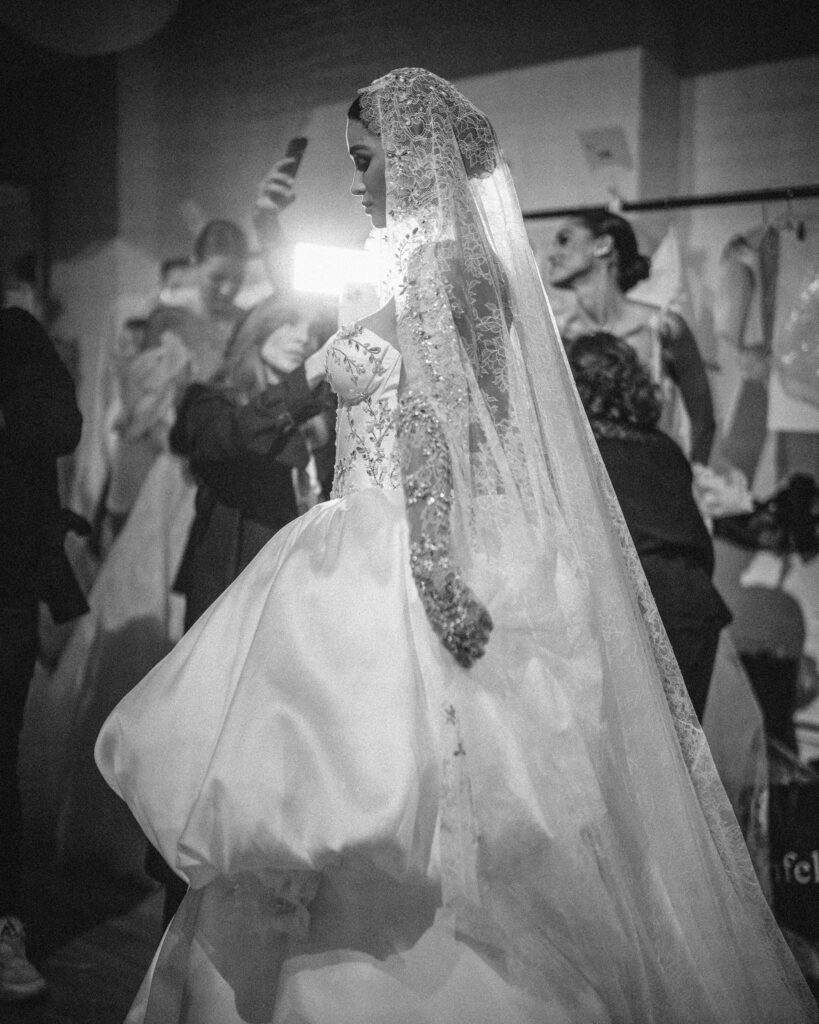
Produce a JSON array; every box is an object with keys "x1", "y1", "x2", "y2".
[{"x1": 2, "y1": 853, "x2": 160, "y2": 1023}]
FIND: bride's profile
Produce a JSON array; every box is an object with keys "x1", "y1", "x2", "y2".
[{"x1": 96, "y1": 68, "x2": 816, "y2": 1023}]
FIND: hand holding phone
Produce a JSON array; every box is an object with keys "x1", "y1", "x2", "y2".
[
  {"x1": 283, "y1": 136, "x2": 308, "y2": 177},
  {"x1": 256, "y1": 137, "x2": 309, "y2": 214}
]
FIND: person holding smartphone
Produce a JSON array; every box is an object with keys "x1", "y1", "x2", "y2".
[{"x1": 252, "y1": 137, "x2": 308, "y2": 295}]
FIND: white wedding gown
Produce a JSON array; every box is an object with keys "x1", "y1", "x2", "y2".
[{"x1": 96, "y1": 326, "x2": 817, "y2": 1023}]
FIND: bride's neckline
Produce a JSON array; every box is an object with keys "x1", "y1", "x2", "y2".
[{"x1": 355, "y1": 297, "x2": 400, "y2": 356}]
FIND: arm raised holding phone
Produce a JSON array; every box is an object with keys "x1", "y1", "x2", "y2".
[{"x1": 253, "y1": 138, "x2": 308, "y2": 295}]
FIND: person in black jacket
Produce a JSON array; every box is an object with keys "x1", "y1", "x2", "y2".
[
  {"x1": 567, "y1": 331, "x2": 731, "y2": 718},
  {"x1": 0, "y1": 305, "x2": 86, "y2": 1002},
  {"x1": 171, "y1": 296, "x2": 335, "y2": 629}
]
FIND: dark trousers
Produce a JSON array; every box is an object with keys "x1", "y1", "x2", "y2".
[
  {"x1": 0, "y1": 603, "x2": 38, "y2": 916},
  {"x1": 663, "y1": 619, "x2": 721, "y2": 720}
]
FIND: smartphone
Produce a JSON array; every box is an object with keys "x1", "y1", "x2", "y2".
[{"x1": 283, "y1": 136, "x2": 309, "y2": 177}]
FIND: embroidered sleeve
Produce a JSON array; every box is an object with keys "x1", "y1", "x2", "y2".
[{"x1": 397, "y1": 386, "x2": 492, "y2": 668}]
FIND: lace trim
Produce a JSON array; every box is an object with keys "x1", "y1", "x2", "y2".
[{"x1": 398, "y1": 388, "x2": 492, "y2": 667}]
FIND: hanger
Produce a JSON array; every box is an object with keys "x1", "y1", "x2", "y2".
[
  {"x1": 774, "y1": 191, "x2": 806, "y2": 240},
  {"x1": 606, "y1": 182, "x2": 624, "y2": 214}
]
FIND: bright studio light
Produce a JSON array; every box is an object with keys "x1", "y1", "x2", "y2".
[{"x1": 293, "y1": 243, "x2": 380, "y2": 295}]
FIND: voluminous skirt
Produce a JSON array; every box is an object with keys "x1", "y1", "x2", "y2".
[{"x1": 96, "y1": 487, "x2": 817, "y2": 1023}]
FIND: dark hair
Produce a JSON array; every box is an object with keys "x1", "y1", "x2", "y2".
[
  {"x1": 347, "y1": 88, "x2": 496, "y2": 178},
  {"x1": 160, "y1": 256, "x2": 191, "y2": 282},
  {"x1": 192, "y1": 219, "x2": 248, "y2": 266},
  {"x1": 567, "y1": 332, "x2": 661, "y2": 432},
  {"x1": 347, "y1": 95, "x2": 364, "y2": 123},
  {"x1": 572, "y1": 211, "x2": 650, "y2": 293},
  {"x1": 13, "y1": 252, "x2": 37, "y2": 285}
]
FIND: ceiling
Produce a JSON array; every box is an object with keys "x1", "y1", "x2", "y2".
[{"x1": 1, "y1": 0, "x2": 816, "y2": 97}]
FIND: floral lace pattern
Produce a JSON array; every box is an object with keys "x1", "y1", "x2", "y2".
[
  {"x1": 326, "y1": 323, "x2": 402, "y2": 498},
  {"x1": 399, "y1": 387, "x2": 493, "y2": 667}
]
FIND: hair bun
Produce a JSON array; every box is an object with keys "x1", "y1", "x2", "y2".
[{"x1": 622, "y1": 253, "x2": 651, "y2": 292}]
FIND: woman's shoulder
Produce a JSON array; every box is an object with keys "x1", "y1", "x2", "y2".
[
  {"x1": 622, "y1": 300, "x2": 693, "y2": 341},
  {"x1": 621, "y1": 297, "x2": 662, "y2": 324}
]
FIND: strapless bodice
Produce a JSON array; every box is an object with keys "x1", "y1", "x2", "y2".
[{"x1": 327, "y1": 324, "x2": 403, "y2": 498}]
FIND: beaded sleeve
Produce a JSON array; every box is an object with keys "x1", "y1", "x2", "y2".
[{"x1": 397, "y1": 386, "x2": 492, "y2": 668}]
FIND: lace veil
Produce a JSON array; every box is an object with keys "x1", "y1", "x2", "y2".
[{"x1": 358, "y1": 69, "x2": 813, "y2": 1018}]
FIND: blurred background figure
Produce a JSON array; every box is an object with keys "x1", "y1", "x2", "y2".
[
  {"x1": 2, "y1": 253, "x2": 45, "y2": 323},
  {"x1": 44, "y1": 220, "x2": 249, "y2": 883},
  {"x1": 0, "y1": 304, "x2": 85, "y2": 1003},
  {"x1": 157, "y1": 257, "x2": 197, "y2": 309},
  {"x1": 548, "y1": 210, "x2": 716, "y2": 466},
  {"x1": 98, "y1": 220, "x2": 248, "y2": 547}
]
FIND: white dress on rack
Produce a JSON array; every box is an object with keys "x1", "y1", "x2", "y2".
[{"x1": 97, "y1": 324, "x2": 816, "y2": 1023}]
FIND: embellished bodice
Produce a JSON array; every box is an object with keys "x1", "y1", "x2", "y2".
[{"x1": 326, "y1": 324, "x2": 403, "y2": 498}]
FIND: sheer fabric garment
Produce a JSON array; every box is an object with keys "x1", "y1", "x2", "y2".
[
  {"x1": 50, "y1": 307, "x2": 236, "y2": 875},
  {"x1": 97, "y1": 69, "x2": 815, "y2": 1022}
]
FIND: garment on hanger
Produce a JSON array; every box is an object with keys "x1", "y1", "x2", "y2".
[
  {"x1": 770, "y1": 227, "x2": 819, "y2": 424},
  {"x1": 713, "y1": 221, "x2": 815, "y2": 484}
]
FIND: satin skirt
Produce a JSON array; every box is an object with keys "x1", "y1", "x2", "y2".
[{"x1": 96, "y1": 486, "x2": 816, "y2": 1023}]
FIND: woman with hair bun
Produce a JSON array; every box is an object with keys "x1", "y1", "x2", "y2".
[{"x1": 547, "y1": 209, "x2": 716, "y2": 465}]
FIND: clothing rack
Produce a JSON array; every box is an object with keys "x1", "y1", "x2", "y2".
[{"x1": 522, "y1": 183, "x2": 819, "y2": 220}]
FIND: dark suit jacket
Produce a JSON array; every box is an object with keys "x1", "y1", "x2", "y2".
[
  {"x1": 595, "y1": 429, "x2": 732, "y2": 632},
  {"x1": 170, "y1": 366, "x2": 334, "y2": 625},
  {"x1": 0, "y1": 307, "x2": 86, "y2": 619}
]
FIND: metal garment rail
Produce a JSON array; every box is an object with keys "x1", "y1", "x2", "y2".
[{"x1": 522, "y1": 183, "x2": 819, "y2": 220}]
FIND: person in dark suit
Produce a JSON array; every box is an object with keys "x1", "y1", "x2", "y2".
[
  {"x1": 0, "y1": 305, "x2": 86, "y2": 1002},
  {"x1": 567, "y1": 331, "x2": 731, "y2": 718}
]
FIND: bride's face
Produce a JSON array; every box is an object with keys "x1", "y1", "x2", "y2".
[{"x1": 347, "y1": 118, "x2": 387, "y2": 229}]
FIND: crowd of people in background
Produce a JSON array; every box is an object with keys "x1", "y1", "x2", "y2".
[
  {"x1": 0, "y1": 158, "x2": 337, "y2": 1001},
  {"x1": 0, "y1": 68, "x2": 816, "y2": 1019}
]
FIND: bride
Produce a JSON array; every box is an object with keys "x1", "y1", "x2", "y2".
[{"x1": 96, "y1": 68, "x2": 816, "y2": 1023}]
